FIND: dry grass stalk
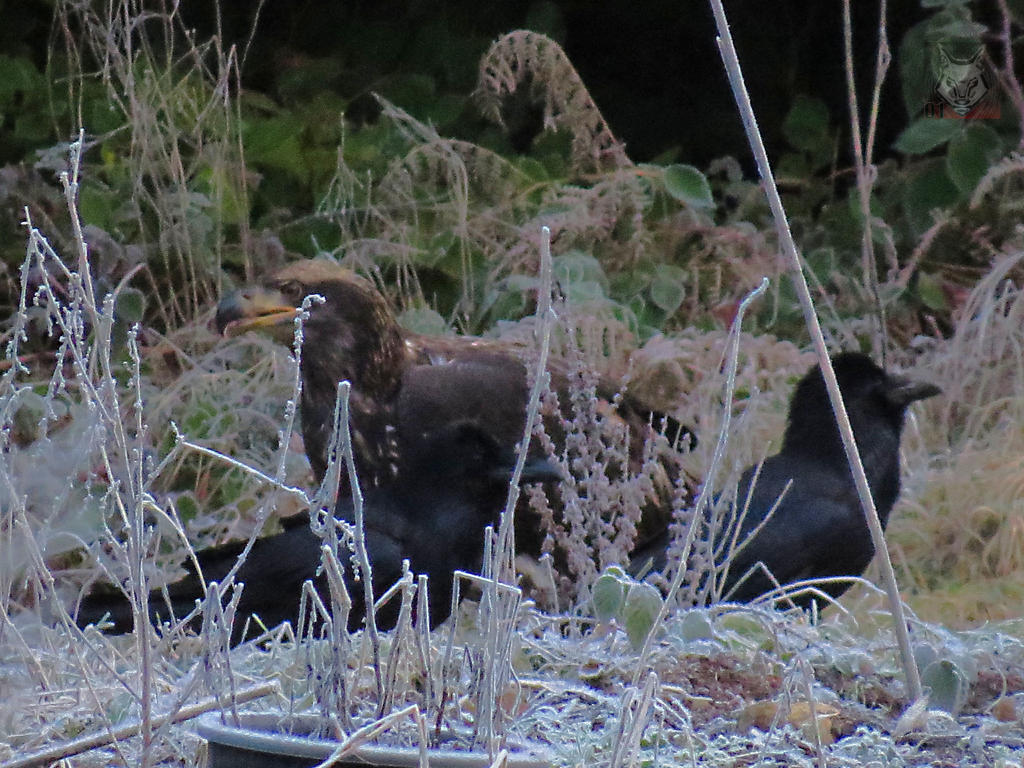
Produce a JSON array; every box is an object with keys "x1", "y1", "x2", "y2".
[
  {"x1": 708, "y1": 0, "x2": 922, "y2": 701},
  {"x1": 474, "y1": 31, "x2": 631, "y2": 175}
]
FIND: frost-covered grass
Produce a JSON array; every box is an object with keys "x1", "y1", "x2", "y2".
[
  {"x1": 3, "y1": 2, "x2": 1024, "y2": 760},
  {"x1": 2, "y1": 144, "x2": 1024, "y2": 768}
]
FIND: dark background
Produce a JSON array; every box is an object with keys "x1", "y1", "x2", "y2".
[
  {"x1": 1, "y1": 0, "x2": 932, "y2": 167},
  {"x1": 205, "y1": 0, "x2": 927, "y2": 165}
]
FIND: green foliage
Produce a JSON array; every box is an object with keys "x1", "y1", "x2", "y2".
[
  {"x1": 916, "y1": 270, "x2": 949, "y2": 312},
  {"x1": 591, "y1": 567, "x2": 628, "y2": 622},
  {"x1": 590, "y1": 566, "x2": 664, "y2": 650},
  {"x1": 914, "y1": 640, "x2": 974, "y2": 715},
  {"x1": 2, "y1": 0, "x2": 1015, "y2": 349},
  {"x1": 621, "y1": 581, "x2": 663, "y2": 650},
  {"x1": 678, "y1": 609, "x2": 714, "y2": 641},
  {"x1": 649, "y1": 264, "x2": 687, "y2": 315},
  {"x1": 899, "y1": 3, "x2": 988, "y2": 119},
  {"x1": 661, "y1": 164, "x2": 714, "y2": 209},
  {"x1": 0, "y1": 54, "x2": 58, "y2": 163},
  {"x1": 946, "y1": 123, "x2": 1002, "y2": 194},
  {"x1": 780, "y1": 96, "x2": 835, "y2": 175},
  {"x1": 398, "y1": 306, "x2": 449, "y2": 335},
  {"x1": 110, "y1": 287, "x2": 148, "y2": 354},
  {"x1": 552, "y1": 251, "x2": 608, "y2": 303},
  {"x1": 894, "y1": 118, "x2": 962, "y2": 155},
  {"x1": 3, "y1": 0, "x2": 1023, "y2": 547},
  {"x1": 903, "y1": 159, "x2": 960, "y2": 236}
]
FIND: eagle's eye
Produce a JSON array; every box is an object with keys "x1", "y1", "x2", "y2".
[{"x1": 277, "y1": 280, "x2": 304, "y2": 302}]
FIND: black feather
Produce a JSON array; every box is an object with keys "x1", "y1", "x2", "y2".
[
  {"x1": 75, "y1": 421, "x2": 562, "y2": 644},
  {"x1": 630, "y1": 352, "x2": 940, "y2": 607}
]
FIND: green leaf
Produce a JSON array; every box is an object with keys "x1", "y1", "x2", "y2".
[
  {"x1": 591, "y1": 572, "x2": 627, "y2": 623},
  {"x1": 552, "y1": 251, "x2": 608, "y2": 294},
  {"x1": 176, "y1": 492, "x2": 200, "y2": 523},
  {"x1": 480, "y1": 282, "x2": 528, "y2": 322},
  {"x1": 244, "y1": 115, "x2": 307, "y2": 177},
  {"x1": 927, "y1": 15, "x2": 986, "y2": 40},
  {"x1": 903, "y1": 159, "x2": 960, "y2": 236},
  {"x1": 922, "y1": 659, "x2": 969, "y2": 715},
  {"x1": 424, "y1": 94, "x2": 467, "y2": 128},
  {"x1": 917, "y1": 271, "x2": 948, "y2": 311},
  {"x1": 11, "y1": 391, "x2": 47, "y2": 445},
  {"x1": 610, "y1": 270, "x2": 652, "y2": 301},
  {"x1": 397, "y1": 307, "x2": 449, "y2": 336},
  {"x1": 564, "y1": 281, "x2": 606, "y2": 304},
  {"x1": 383, "y1": 73, "x2": 437, "y2": 113},
  {"x1": 718, "y1": 612, "x2": 772, "y2": 647},
  {"x1": 776, "y1": 153, "x2": 811, "y2": 180},
  {"x1": 679, "y1": 610, "x2": 714, "y2": 641},
  {"x1": 514, "y1": 157, "x2": 549, "y2": 182},
  {"x1": 782, "y1": 95, "x2": 830, "y2": 154},
  {"x1": 0, "y1": 55, "x2": 41, "y2": 104},
  {"x1": 913, "y1": 641, "x2": 938, "y2": 671},
  {"x1": 946, "y1": 123, "x2": 1002, "y2": 194},
  {"x1": 662, "y1": 164, "x2": 714, "y2": 209},
  {"x1": 78, "y1": 184, "x2": 118, "y2": 230},
  {"x1": 899, "y1": 20, "x2": 933, "y2": 118},
  {"x1": 622, "y1": 581, "x2": 663, "y2": 650},
  {"x1": 894, "y1": 118, "x2": 961, "y2": 155},
  {"x1": 276, "y1": 58, "x2": 344, "y2": 103},
  {"x1": 649, "y1": 264, "x2": 687, "y2": 314},
  {"x1": 115, "y1": 287, "x2": 146, "y2": 325},
  {"x1": 240, "y1": 90, "x2": 281, "y2": 114},
  {"x1": 86, "y1": 96, "x2": 126, "y2": 135},
  {"x1": 195, "y1": 165, "x2": 249, "y2": 226}
]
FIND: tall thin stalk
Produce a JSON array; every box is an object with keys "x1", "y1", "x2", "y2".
[{"x1": 707, "y1": 0, "x2": 923, "y2": 703}]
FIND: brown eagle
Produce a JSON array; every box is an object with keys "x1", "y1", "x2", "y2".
[{"x1": 215, "y1": 259, "x2": 689, "y2": 553}]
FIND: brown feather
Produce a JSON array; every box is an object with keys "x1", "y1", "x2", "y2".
[{"x1": 216, "y1": 259, "x2": 691, "y2": 552}]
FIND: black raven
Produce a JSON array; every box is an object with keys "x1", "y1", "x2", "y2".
[
  {"x1": 631, "y1": 352, "x2": 940, "y2": 606},
  {"x1": 75, "y1": 421, "x2": 562, "y2": 643},
  {"x1": 214, "y1": 260, "x2": 692, "y2": 549}
]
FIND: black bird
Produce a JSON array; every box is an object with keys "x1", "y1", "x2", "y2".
[
  {"x1": 75, "y1": 421, "x2": 562, "y2": 643},
  {"x1": 631, "y1": 352, "x2": 940, "y2": 606},
  {"x1": 214, "y1": 259, "x2": 692, "y2": 548}
]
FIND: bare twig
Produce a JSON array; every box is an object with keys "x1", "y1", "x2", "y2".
[
  {"x1": 1, "y1": 682, "x2": 278, "y2": 768},
  {"x1": 708, "y1": 0, "x2": 923, "y2": 702},
  {"x1": 631, "y1": 277, "x2": 768, "y2": 685},
  {"x1": 798, "y1": 658, "x2": 829, "y2": 768},
  {"x1": 475, "y1": 226, "x2": 556, "y2": 751},
  {"x1": 609, "y1": 671, "x2": 659, "y2": 768},
  {"x1": 336, "y1": 380, "x2": 385, "y2": 703},
  {"x1": 995, "y1": 0, "x2": 1024, "y2": 149},
  {"x1": 842, "y1": 0, "x2": 891, "y2": 359},
  {"x1": 315, "y1": 704, "x2": 421, "y2": 768}
]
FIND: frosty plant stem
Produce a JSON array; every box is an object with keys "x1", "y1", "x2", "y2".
[
  {"x1": 630, "y1": 276, "x2": 767, "y2": 685},
  {"x1": 708, "y1": 0, "x2": 923, "y2": 702},
  {"x1": 476, "y1": 226, "x2": 555, "y2": 751}
]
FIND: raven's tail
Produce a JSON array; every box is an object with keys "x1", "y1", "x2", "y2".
[{"x1": 75, "y1": 576, "x2": 205, "y2": 635}]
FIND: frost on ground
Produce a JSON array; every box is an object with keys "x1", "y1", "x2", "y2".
[
  {"x1": 2, "y1": 600, "x2": 1024, "y2": 767},
  {"x1": 3, "y1": 146, "x2": 1024, "y2": 768}
]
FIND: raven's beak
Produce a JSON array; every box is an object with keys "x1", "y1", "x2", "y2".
[
  {"x1": 520, "y1": 456, "x2": 564, "y2": 484},
  {"x1": 885, "y1": 376, "x2": 942, "y2": 408},
  {"x1": 215, "y1": 287, "x2": 300, "y2": 339},
  {"x1": 491, "y1": 455, "x2": 563, "y2": 484}
]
